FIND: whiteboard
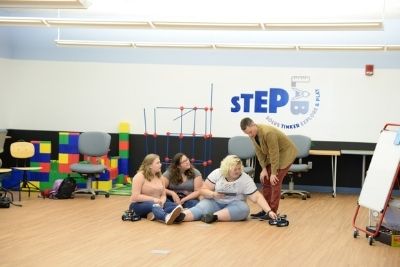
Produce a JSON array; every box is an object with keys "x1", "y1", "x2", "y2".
[{"x1": 358, "y1": 130, "x2": 400, "y2": 212}]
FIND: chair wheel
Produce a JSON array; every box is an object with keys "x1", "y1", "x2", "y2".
[
  {"x1": 105, "y1": 193, "x2": 110, "y2": 198},
  {"x1": 90, "y1": 195, "x2": 95, "y2": 200}
]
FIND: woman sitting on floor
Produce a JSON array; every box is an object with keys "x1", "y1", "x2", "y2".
[
  {"x1": 128, "y1": 153, "x2": 184, "y2": 225},
  {"x1": 162, "y1": 152, "x2": 203, "y2": 209},
  {"x1": 182, "y1": 155, "x2": 278, "y2": 223}
]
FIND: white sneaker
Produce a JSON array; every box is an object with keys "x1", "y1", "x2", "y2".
[{"x1": 165, "y1": 206, "x2": 182, "y2": 225}]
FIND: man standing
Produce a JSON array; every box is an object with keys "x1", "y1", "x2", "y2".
[{"x1": 240, "y1": 117, "x2": 297, "y2": 217}]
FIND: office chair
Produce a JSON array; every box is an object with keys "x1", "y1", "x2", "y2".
[
  {"x1": 281, "y1": 135, "x2": 312, "y2": 200},
  {"x1": 10, "y1": 141, "x2": 42, "y2": 201},
  {"x1": 70, "y1": 131, "x2": 111, "y2": 200},
  {"x1": 228, "y1": 136, "x2": 256, "y2": 178}
]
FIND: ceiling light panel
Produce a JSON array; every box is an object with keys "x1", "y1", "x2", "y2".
[
  {"x1": 47, "y1": 19, "x2": 150, "y2": 28},
  {"x1": 151, "y1": 21, "x2": 263, "y2": 30},
  {"x1": 0, "y1": 0, "x2": 90, "y2": 9}
]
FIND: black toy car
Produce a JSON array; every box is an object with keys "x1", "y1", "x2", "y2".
[
  {"x1": 121, "y1": 210, "x2": 141, "y2": 221},
  {"x1": 268, "y1": 215, "x2": 289, "y2": 227}
]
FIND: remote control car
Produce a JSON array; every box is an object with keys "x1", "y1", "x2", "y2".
[
  {"x1": 121, "y1": 210, "x2": 141, "y2": 222},
  {"x1": 268, "y1": 215, "x2": 289, "y2": 227}
]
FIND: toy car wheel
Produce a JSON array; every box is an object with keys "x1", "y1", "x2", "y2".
[
  {"x1": 280, "y1": 195, "x2": 285, "y2": 199},
  {"x1": 277, "y1": 220, "x2": 289, "y2": 227},
  {"x1": 268, "y1": 219, "x2": 277, "y2": 225},
  {"x1": 368, "y1": 236, "x2": 374, "y2": 246},
  {"x1": 122, "y1": 215, "x2": 127, "y2": 221},
  {"x1": 105, "y1": 193, "x2": 110, "y2": 198},
  {"x1": 353, "y1": 230, "x2": 359, "y2": 238},
  {"x1": 131, "y1": 215, "x2": 141, "y2": 222},
  {"x1": 91, "y1": 195, "x2": 95, "y2": 200},
  {"x1": 302, "y1": 195, "x2": 307, "y2": 200}
]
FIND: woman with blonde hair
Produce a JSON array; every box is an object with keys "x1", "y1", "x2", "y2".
[
  {"x1": 182, "y1": 155, "x2": 277, "y2": 223},
  {"x1": 128, "y1": 154, "x2": 184, "y2": 225}
]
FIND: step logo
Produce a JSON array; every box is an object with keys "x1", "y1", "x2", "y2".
[{"x1": 230, "y1": 75, "x2": 320, "y2": 129}]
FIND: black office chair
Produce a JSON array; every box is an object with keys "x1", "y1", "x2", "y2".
[
  {"x1": 70, "y1": 131, "x2": 111, "y2": 200},
  {"x1": 228, "y1": 136, "x2": 256, "y2": 178},
  {"x1": 281, "y1": 135, "x2": 312, "y2": 200}
]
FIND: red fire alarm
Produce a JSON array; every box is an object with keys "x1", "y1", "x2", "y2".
[{"x1": 365, "y1": 64, "x2": 374, "y2": 76}]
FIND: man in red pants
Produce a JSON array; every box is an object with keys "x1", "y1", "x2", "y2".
[{"x1": 240, "y1": 117, "x2": 297, "y2": 217}]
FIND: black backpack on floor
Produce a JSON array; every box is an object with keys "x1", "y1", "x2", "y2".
[{"x1": 55, "y1": 177, "x2": 77, "y2": 199}]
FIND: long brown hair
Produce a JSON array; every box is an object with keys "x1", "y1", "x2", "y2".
[
  {"x1": 138, "y1": 154, "x2": 162, "y2": 181},
  {"x1": 167, "y1": 153, "x2": 195, "y2": 185}
]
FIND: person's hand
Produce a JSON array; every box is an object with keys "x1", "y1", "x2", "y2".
[
  {"x1": 267, "y1": 210, "x2": 277, "y2": 220},
  {"x1": 213, "y1": 192, "x2": 225, "y2": 199},
  {"x1": 270, "y1": 174, "x2": 279, "y2": 186},
  {"x1": 180, "y1": 197, "x2": 188, "y2": 205},
  {"x1": 153, "y1": 197, "x2": 163, "y2": 205},
  {"x1": 260, "y1": 168, "x2": 269, "y2": 184},
  {"x1": 171, "y1": 192, "x2": 182, "y2": 205}
]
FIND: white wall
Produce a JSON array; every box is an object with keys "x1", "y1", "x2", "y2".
[{"x1": 2, "y1": 58, "x2": 399, "y2": 143}]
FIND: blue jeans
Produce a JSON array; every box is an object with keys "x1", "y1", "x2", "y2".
[
  {"x1": 167, "y1": 195, "x2": 199, "y2": 209},
  {"x1": 189, "y1": 199, "x2": 250, "y2": 221},
  {"x1": 182, "y1": 199, "x2": 199, "y2": 209},
  {"x1": 129, "y1": 200, "x2": 178, "y2": 221}
]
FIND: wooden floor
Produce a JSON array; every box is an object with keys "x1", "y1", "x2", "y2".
[{"x1": 0, "y1": 192, "x2": 399, "y2": 267}]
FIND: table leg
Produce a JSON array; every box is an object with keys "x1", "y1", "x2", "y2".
[
  {"x1": 331, "y1": 155, "x2": 337, "y2": 197},
  {"x1": 361, "y1": 155, "x2": 366, "y2": 185}
]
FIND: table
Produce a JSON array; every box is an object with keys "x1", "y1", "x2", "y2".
[
  {"x1": 340, "y1": 150, "x2": 374, "y2": 185},
  {"x1": 309, "y1": 149, "x2": 341, "y2": 197},
  {"x1": 0, "y1": 168, "x2": 12, "y2": 174}
]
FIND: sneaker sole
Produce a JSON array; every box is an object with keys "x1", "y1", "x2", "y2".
[
  {"x1": 147, "y1": 212, "x2": 155, "y2": 221},
  {"x1": 165, "y1": 206, "x2": 182, "y2": 225}
]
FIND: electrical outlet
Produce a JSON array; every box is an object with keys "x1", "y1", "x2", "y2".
[{"x1": 307, "y1": 161, "x2": 313, "y2": 169}]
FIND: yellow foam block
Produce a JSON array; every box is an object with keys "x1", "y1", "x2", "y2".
[
  {"x1": 59, "y1": 153, "x2": 69, "y2": 164},
  {"x1": 92, "y1": 180, "x2": 112, "y2": 191},
  {"x1": 110, "y1": 158, "x2": 118, "y2": 168},
  {"x1": 119, "y1": 122, "x2": 130, "y2": 133},
  {"x1": 40, "y1": 142, "x2": 51, "y2": 153}
]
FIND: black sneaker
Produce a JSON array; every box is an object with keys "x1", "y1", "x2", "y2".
[
  {"x1": 201, "y1": 213, "x2": 218, "y2": 224},
  {"x1": 174, "y1": 213, "x2": 186, "y2": 224},
  {"x1": 250, "y1": 210, "x2": 269, "y2": 220}
]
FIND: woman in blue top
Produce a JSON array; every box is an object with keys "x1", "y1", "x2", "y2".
[
  {"x1": 162, "y1": 153, "x2": 203, "y2": 209},
  {"x1": 182, "y1": 155, "x2": 277, "y2": 223}
]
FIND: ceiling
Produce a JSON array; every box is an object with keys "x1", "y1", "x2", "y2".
[{"x1": 1, "y1": 0, "x2": 400, "y2": 51}]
